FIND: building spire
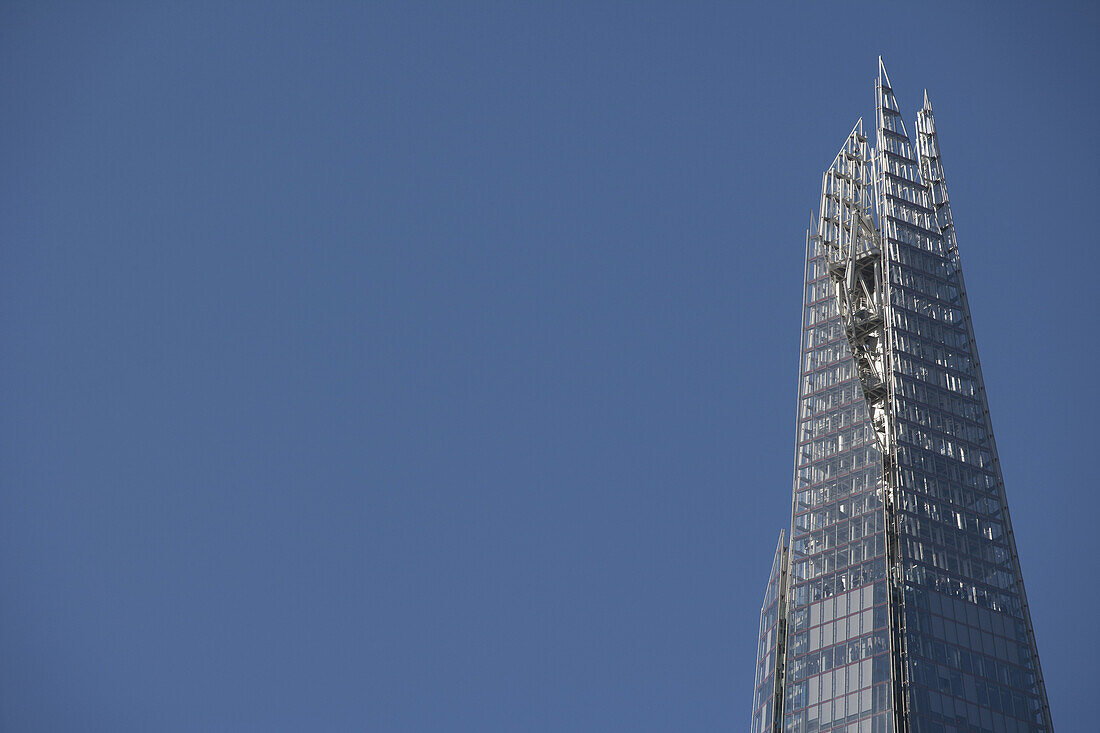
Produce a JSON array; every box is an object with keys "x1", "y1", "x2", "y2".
[
  {"x1": 876, "y1": 58, "x2": 907, "y2": 140},
  {"x1": 753, "y1": 61, "x2": 1054, "y2": 733},
  {"x1": 878, "y1": 56, "x2": 892, "y2": 90}
]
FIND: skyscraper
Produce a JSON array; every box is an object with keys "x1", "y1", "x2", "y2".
[{"x1": 749, "y1": 60, "x2": 1052, "y2": 733}]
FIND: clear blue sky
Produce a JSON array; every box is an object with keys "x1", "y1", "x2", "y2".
[{"x1": 2, "y1": 2, "x2": 1097, "y2": 731}]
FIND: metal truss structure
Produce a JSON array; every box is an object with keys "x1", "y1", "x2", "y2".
[{"x1": 750, "y1": 60, "x2": 1053, "y2": 733}]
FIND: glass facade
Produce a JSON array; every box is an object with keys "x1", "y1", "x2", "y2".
[
  {"x1": 881, "y1": 72, "x2": 1051, "y2": 733},
  {"x1": 751, "y1": 532, "x2": 788, "y2": 733},
  {"x1": 781, "y1": 210, "x2": 894, "y2": 733},
  {"x1": 751, "y1": 61, "x2": 1052, "y2": 733}
]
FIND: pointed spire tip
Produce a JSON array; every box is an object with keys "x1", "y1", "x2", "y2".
[{"x1": 877, "y1": 57, "x2": 892, "y2": 88}]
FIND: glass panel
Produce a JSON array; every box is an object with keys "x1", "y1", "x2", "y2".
[
  {"x1": 884, "y1": 89, "x2": 1050, "y2": 732},
  {"x1": 783, "y1": 220, "x2": 889, "y2": 733}
]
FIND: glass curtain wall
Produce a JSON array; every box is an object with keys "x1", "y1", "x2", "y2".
[
  {"x1": 751, "y1": 61, "x2": 1052, "y2": 733},
  {"x1": 751, "y1": 532, "x2": 788, "y2": 733},
  {"x1": 779, "y1": 215, "x2": 895, "y2": 733},
  {"x1": 875, "y1": 66, "x2": 1052, "y2": 733}
]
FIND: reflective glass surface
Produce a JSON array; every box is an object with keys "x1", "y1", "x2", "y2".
[
  {"x1": 752, "y1": 64, "x2": 1051, "y2": 733},
  {"x1": 877, "y1": 80, "x2": 1050, "y2": 733},
  {"x1": 781, "y1": 233, "x2": 894, "y2": 733},
  {"x1": 752, "y1": 533, "x2": 787, "y2": 733}
]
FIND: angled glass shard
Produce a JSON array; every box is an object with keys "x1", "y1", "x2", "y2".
[
  {"x1": 751, "y1": 531, "x2": 789, "y2": 733},
  {"x1": 897, "y1": 89, "x2": 1055, "y2": 733},
  {"x1": 749, "y1": 60, "x2": 1053, "y2": 733},
  {"x1": 778, "y1": 124, "x2": 891, "y2": 733}
]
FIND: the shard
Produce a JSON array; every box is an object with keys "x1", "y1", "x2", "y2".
[{"x1": 749, "y1": 60, "x2": 1052, "y2": 733}]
